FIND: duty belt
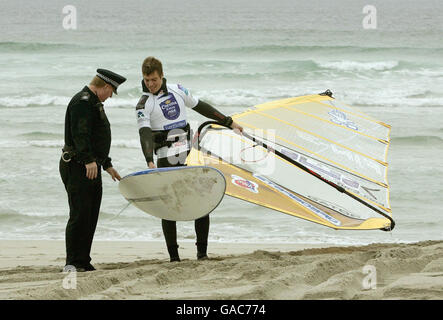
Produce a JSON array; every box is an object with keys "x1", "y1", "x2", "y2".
[
  {"x1": 62, "y1": 145, "x2": 105, "y2": 165},
  {"x1": 61, "y1": 145, "x2": 76, "y2": 163}
]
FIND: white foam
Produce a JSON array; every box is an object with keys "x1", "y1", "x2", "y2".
[
  {"x1": 104, "y1": 98, "x2": 139, "y2": 108},
  {"x1": 196, "y1": 87, "x2": 307, "y2": 107},
  {"x1": 29, "y1": 140, "x2": 63, "y2": 148},
  {"x1": 0, "y1": 94, "x2": 137, "y2": 108},
  {"x1": 111, "y1": 139, "x2": 139, "y2": 148},
  {"x1": 317, "y1": 60, "x2": 399, "y2": 72},
  {"x1": 0, "y1": 139, "x2": 140, "y2": 149},
  {"x1": 0, "y1": 94, "x2": 70, "y2": 107}
]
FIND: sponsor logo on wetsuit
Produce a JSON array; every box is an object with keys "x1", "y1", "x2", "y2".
[
  {"x1": 137, "y1": 111, "x2": 145, "y2": 119},
  {"x1": 163, "y1": 120, "x2": 187, "y2": 131},
  {"x1": 160, "y1": 94, "x2": 180, "y2": 120}
]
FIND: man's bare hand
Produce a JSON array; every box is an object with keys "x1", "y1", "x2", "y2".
[
  {"x1": 85, "y1": 162, "x2": 98, "y2": 180},
  {"x1": 231, "y1": 121, "x2": 243, "y2": 135},
  {"x1": 105, "y1": 167, "x2": 121, "y2": 181},
  {"x1": 148, "y1": 161, "x2": 157, "y2": 169}
]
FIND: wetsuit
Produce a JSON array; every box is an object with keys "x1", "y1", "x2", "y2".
[
  {"x1": 59, "y1": 86, "x2": 113, "y2": 269},
  {"x1": 136, "y1": 78, "x2": 232, "y2": 261}
]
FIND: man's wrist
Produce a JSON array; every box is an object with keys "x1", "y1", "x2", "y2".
[{"x1": 221, "y1": 116, "x2": 233, "y2": 128}]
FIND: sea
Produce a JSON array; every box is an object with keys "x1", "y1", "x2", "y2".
[{"x1": 0, "y1": 0, "x2": 442, "y2": 246}]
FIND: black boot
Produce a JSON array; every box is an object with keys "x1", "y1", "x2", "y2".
[
  {"x1": 167, "y1": 245, "x2": 180, "y2": 262},
  {"x1": 196, "y1": 243, "x2": 208, "y2": 260},
  {"x1": 85, "y1": 263, "x2": 96, "y2": 271}
]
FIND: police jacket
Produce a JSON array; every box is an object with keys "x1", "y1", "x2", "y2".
[{"x1": 63, "y1": 86, "x2": 113, "y2": 170}]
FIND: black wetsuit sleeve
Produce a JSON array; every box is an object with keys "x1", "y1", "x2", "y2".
[
  {"x1": 193, "y1": 100, "x2": 233, "y2": 127},
  {"x1": 139, "y1": 127, "x2": 154, "y2": 164},
  {"x1": 70, "y1": 100, "x2": 95, "y2": 164},
  {"x1": 102, "y1": 157, "x2": 113, "y2": 171}
]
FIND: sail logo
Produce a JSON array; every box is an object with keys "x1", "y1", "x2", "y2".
[
  {"x1": 328, "y1": 109, "x2": 358, "y2": 131},
  {"x1": 231, "y1": 175, "x2": 259, "y2": 193}
]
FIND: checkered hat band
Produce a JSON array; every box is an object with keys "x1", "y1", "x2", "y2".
[{"x1": 97, "y1": 73, "x2": 119, "y2": 88}]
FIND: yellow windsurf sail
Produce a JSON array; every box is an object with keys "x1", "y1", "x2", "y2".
[{"x1": 188, "y1": 90, "x2": 394, "y2": 231}]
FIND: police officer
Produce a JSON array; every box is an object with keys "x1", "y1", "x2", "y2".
[
  {"x1": 136, "y1": 57, "x2": 243, "y2": 262},
  {"x1": 60, "y1": 69, "x2": 126, "y2": 272}
]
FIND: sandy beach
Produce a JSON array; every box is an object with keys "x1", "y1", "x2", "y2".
[{"x1": 0, "y1": 240, "x2": 442, "y2": 300}]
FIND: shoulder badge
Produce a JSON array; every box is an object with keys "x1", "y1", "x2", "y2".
[
  {"x1": 136, "y1": 95, "x2": 148, "y2": 110},
  {"x1": 80, "y1": 92, "x2": 90, "y2": 101}
]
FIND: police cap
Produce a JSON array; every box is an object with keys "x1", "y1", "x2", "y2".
[{"x1": 96, "y1": 69, "x2": 127, "y2": 94}]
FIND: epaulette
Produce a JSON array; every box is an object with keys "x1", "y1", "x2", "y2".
[
  {"x1": 136, "y1": 95, "x2": 148, "y2": 110},
  {"x1": 80, "y1": 92, "x2": 90, "y2": 101}
]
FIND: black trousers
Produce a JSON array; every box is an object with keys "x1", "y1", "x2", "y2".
[
  {"x1": 59, "y1": 158, "x2": 102, "y2": 267},
  {"x1": 157, "y1": 152, "x2": 210, "y2": 252}
]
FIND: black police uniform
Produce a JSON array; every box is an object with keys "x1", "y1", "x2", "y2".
[
  {"x1": 59, "y1": 86, "x2": 113, "y2": 269},
  {"x1": 60, "y1": 69, "x2": 125, "y2": 270}
]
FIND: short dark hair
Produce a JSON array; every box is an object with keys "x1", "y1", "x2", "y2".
[{"x1": 142, "y1": 56, "x2": 163, "y2": 76}]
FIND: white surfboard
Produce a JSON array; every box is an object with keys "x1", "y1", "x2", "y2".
[{"x1": 119, "y1": 166, "x2": 226, "y2": 221}]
